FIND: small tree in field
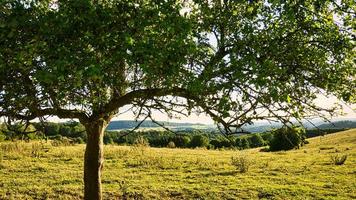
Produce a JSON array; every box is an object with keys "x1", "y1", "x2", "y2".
[
  {"x1": 269, "y1": 126, "x2": 306, "y2": 151},
  {"x1": 190, "y1": 135, "x2": 210, "y2": 148},
  {"x1": 0, "y1": 0, "x2": 355, "y2": 199},
  {"x1": 241, "y1": 137, "x2": 251, "y2": 150},
  {"x1": 249, "y1": 133, "x2": 265, "y2": 148}
]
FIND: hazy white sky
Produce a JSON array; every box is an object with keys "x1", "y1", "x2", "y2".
[
  {"x1": 23, "y1": 95, "x2": 355, "y2": 124},
  {"x1": 113, "y1": 95, "x2": 356, "y2": 124}
]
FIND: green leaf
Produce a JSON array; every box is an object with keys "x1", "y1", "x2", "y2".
[{"x1": 287, "y1": 95, "x2": 291, "y2": 104}]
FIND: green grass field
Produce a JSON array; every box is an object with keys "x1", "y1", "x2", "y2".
[{"x1": 0, "y1": 129, "x2": 355, "y2": 199}]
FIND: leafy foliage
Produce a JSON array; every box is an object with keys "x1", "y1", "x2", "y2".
[
  {"x1": 249, "y1": 133, "x2": 265, "y2": 148},
  {"x1": 189, "y1": 135, "x2": 210, "y2": 148},
  {"x1": 236, "y1": 137, "x2": 251, "y2": 150},
  {"x1": 269, "y1": 127, "x2": 306, "y2": 151}
]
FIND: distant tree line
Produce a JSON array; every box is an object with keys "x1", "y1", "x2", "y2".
[
  {"x1": 0, "y1": 122, "x2": 347, "y2": 151},
  {"x1": 316, "y1": 120, "x2": 356, "y2": 129},
  {"x1": 95, "y1": 127, "x2": 309, "y2": 151},
  {"x1": 0, "y1": 121, "x2": 86, "y2": 144}
]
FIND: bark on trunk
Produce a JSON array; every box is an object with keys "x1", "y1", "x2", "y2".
[{"x1": 83, "y1": 119, "x2": 108, "y2": 200}]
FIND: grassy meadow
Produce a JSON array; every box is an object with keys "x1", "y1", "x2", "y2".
[{"x1": 0, "y1": 129, "x2": 355, "y2": 199}]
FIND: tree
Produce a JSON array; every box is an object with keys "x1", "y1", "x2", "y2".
[
  {"x1": 0, "y1": 0, "x2": 355, "y2": 199},
  {"x1": 249, "y1": 133, "x2": 265, "y2": 148},
  {"x1": 238, "y1": 137, "x2": 251, "y2": 150},
  {"x1": 190, "y1": 134, "x2": 210, "y2": 148},
  {"x1": 172, "y1": 135, "x2": 191, "y2": 148},
  {"x1": 269, "y1": 126, "x2": 306, "y2": 151}
]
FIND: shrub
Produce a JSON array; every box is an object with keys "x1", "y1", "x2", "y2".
[
  {"x1": 51, "y1": 136, "x2": 74, "y2": 147},
  {"x1": 261, "y1": 132, "x2": 273, "y2": 144},
  {"x1": 43, "y1": 123, "x2": 61, "y2": 136},
  {"x1": 148, "y1": 136, "x2": 171, "y2": 147},
  {"x1": 236, "y1": 137, "x2": 250, "y2": 149},
  {"x1": 172, "y1": 135, "x2": 191, "y2": 148},
  {"x1": 269, "y1": 127, "x2": 306, "y2": 151},
  {"x1": 210, "y1": 139, "x2": 221, "y2": 149},
  {"x1": 0, "y1": 133, "x2": 6, "y2": 142},
  {"x1": 207, "y1": 144, "x2": 215, "y2": 150},
  {"x1": 211, "y1": 136, "x2": 233, "y2": 149},
  {"x1": 49, "y1": 135, "x2": 62, "y2": 140},
  {"x1": 27, "y1": 132, "x2": 41, "y2": 140},
  {"x1": 167, "y1": 141, "x2": 176, "y2": 148},
  {"x1": 190, "y1": 135, "x2": 209, "y2": 148},
  {"x1": 59, "y1": 126, "x2": 72, "y2": 137},
  {"x1": 331, "y1": 154, "x2": 347, "y2": 165},
  {"x1": 231, "y1": 154, "x2": 251, "y2": 173},
  {"x1": 249, "y1": 134, "x2": 265, "y2": 148},
  {"x1": 133, "y1": 136, "x2": 150, "y2": 148},
  {"x1": 74, "y1": 137, "x2": 85, "y2": 144},
  {"x1": 1, "y1": 123, "x2": 38, "y2": 141},
  {"x1": 104, "y1": 136, "x2": 114, "y2": 145}
]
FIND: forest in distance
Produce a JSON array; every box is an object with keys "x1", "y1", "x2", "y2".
[
  {"x1": 106, "y1": 119, "x2": 356, "y2": 132},
  {"x1": 1, "y1": 120, "x2": 355, "y2": 150}
]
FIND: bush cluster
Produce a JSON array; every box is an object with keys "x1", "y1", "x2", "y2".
[{"x1": 269, "y1": 126, "x2": 306, "y2": 151}]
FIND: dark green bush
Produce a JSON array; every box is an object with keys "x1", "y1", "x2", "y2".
[
  {"x1": 261, "y1": 132, "x2": 273, "y2": 144},
  {"x1": 148, "y1": 135, "x2": 171, "y2": 147},
  {"x1": 210, "y1": 136, "x2": 233, "y2": 149},
  {"x1": 49, "y1": 134, "x2": 62, "y2": 140},
  {"x1": 249, "y1": 134, "x2": 265, "y2": 148},
  {"x1": 269, "y1": 127, "x2": 306, "y2": 151},
  {"x1": 74, "y1": 137, "x2": 85, "y2": 144},
  {"x1": 172, "y1": 135, "x2": 191, "y2": 148},
  {"x1": 236, "y1": 137, "x2": 250, "y2": 149},
  {"x1": 190, "y1": 135, "x2": 209, "y2": 148},
  {"x1": 43, "y1": 123, "x2": 60, "y2": 136},
  {"x1": 209, "y1": 139, "x2": 220, "y2": 149},
  {"x1": 104, "y1": 137, "x2": 114, "y2": 145}
]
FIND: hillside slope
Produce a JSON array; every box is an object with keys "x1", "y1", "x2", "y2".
[
  {"x1": 0, "y1": 129, "x2": 355, "y2": 199},
  {"x1": 317, "y1": 120, "x2": 356, "y2": 129}
]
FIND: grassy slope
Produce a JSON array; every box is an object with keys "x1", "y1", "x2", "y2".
[{"x1": 0, "y1": 129, "x2": 355, "y2": 200}]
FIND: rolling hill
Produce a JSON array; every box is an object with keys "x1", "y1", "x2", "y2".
[{"x1": 106, "y1": 119, "x2": 356, "y2": 133}]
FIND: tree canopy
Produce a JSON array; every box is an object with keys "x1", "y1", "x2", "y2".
[
  {"x1": 0, "y1": 0, "x2": 355, "y2": 132},
  {"x1": 0, "y1": 0, "x2": 355, "y2": 199}
]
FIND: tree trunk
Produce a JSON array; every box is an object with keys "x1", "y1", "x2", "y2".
[{"x1": 83, "y1": 119, "x2": 108, "y2": 200}]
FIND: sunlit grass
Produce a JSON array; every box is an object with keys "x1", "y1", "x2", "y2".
[{"x1": 0, "y1": 129, "x2": 355, "y2": 199}]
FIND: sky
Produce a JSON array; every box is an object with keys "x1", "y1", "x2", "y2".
[
  {"x1": 25, "y1": 94, "x2": 355, "y2": 124},
  {"x1": 112, "y1": 95, "x2": 356, "y2": 124}
]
